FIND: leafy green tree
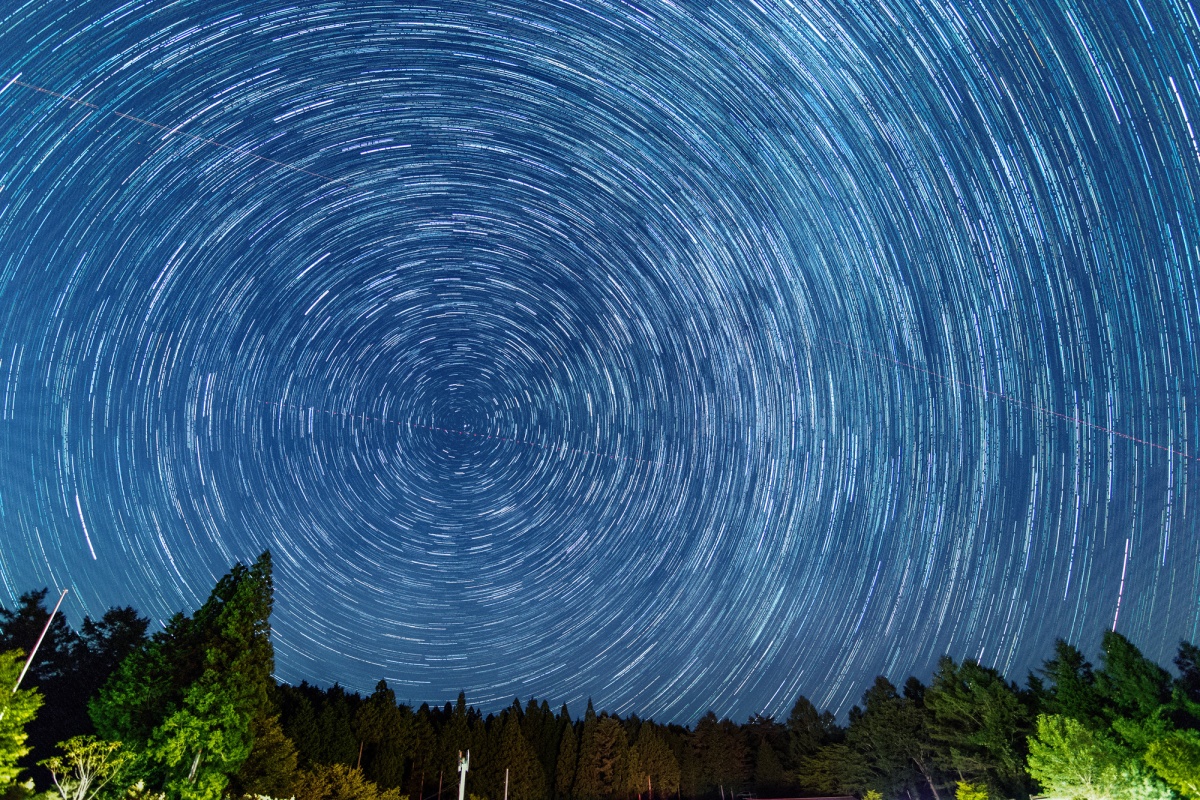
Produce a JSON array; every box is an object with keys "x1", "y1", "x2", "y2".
[
  {"x1": 40, "y1": 736, "x2": 132, "y2": 800},
  {"x1": 1027, "y1": 713, "x2": 1123, "y2": 798},
  {"x1": 0, "y1": 649, "x2": 44, "y2": 788},
  {"x1": 90, "y1": 552, "x2": 277, "y2": 799},
  {"x1": 0, "y1": 591, "x2": 82, "y2": 774},
  {"x1": 954, "y1": 780, "x2": 988, "y2": 800},
  {"x1": 1144, "y1": 729, "x2": 1200, "y2": 799},
  {"x1": 148, "y1": 672, "x2": 252, "y2": 800}
]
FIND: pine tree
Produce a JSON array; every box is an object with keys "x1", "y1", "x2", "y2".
[
  {"x1": 497, "y1": 710, "x2": 547, "y2": 800},
  {"x1": 355, "y1": 681, "x2": 413, "y2": 790},
  {"x1": 925, "y1": 655, "x2": 1034, "y2": 798},
  {"x1": 592, "y1": 717, "x2": 628, "y2": 800},
  {"x1": 1094, "y1": 631, "x2": 1173, "y2": 753},
  {"x1": 535, "y1": 701, "x2": 560, "y2": 795},
  {"x1": 628, "y1": 724, "x2": 678, "y2": 800},
  {"x1": 440, "y1": 693, "x2": 471, "y2": 780},
  {"x1": 232, "y1": 711, "x2": 299, "y2": 797},
  {"x1": 572, "y1": 704, "x2": 602, "y2": 800},
  {"x1": 1040, "y1": 640, "x2": 1100, "y2": 726},
  {"x1": 785, "y1": 696, "x2": 839, "y2": 767},
  {"x1": 752, "y1": 741, "x2": 785, "y2": 793},
  {"x1": 555, "y1": 719, "x2": 577, "y2": 800},
  {"x1": 1176, "y1": 643, "x2": 1200, "y2": 706}
]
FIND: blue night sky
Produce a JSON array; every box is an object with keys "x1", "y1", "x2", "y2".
[{"x1": 0, "y1": 0, "x2": 1198, "y2": 723}]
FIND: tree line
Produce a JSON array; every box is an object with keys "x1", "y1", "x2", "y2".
[{"x1": 1, "y1": 552, "x2": 1198, "y2": 800}]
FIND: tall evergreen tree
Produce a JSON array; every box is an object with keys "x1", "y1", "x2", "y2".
[
  {"x1": 571, "y1": 704, "x2": 601, "y2": 800},
  {"x1": 496, "y1": 710, "x2": 547, "y2": 800},
  {"x1": 554, "y1": 717, "x2": 577, "y2": 800},
  {"x1": 751, "y1": 741, "x2": 785, "y2": 794},
  {"x1": 439, "y1": 693, "x2": 471, "y2": 782},
  {"x1": 1176, "y1": 642, "x2": 1200, "y2": 707},
  {"x1": 355, "y1": 681, "x2": 413, "y2": 790},
  {"x1": 843, "y1": 676, "x2": 941, "y2": 799},
  {"x1": 1041, "y1": 640, "x2": 1101, "y2": 726},
  {"x1": 691, "y1": 713, "x2": 749, "y2": 797},
  {"x1": 232, "y1": 710, "x2": 299, "y2": 797},
  {"x1": 592, "y1": 717, "x2": 629, "y2": 800},
  {"x1": 406, "y1": 704, "x2": 437, "y2": 800},
  {"x1": 1094, "y1": 631, "x2": 1174, "y2": 753},
  {"x1": 627, "y1": 724, "x2": 678, "y2": 800},
  {"x1": 785, "y1": 696, "x2": 840, "y2": 768},
  {"x1": 925, "y1": 655, "x2": 1034, "y2": 798}
]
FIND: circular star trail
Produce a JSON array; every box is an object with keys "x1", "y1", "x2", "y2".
[{"x1": 0, "y1": 0, "x2": 1198, "y2": 721}]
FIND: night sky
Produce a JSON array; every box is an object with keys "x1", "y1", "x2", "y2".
[{"x1": 1, "y1": 0, "x2": 1198, "y2": 724}]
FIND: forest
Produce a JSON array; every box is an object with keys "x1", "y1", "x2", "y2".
[{"x1": 1, "y1": 552, "x2": 1198, "y2": 800}]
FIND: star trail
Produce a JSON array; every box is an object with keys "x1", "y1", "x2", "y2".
[{"x1": 0, "y1": 0, "x2": 1198, "y2": 723}]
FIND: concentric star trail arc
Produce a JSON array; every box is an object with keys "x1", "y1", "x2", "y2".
[{"x1": 0, "y1": 0, "x2": 1197, "y2": 722}]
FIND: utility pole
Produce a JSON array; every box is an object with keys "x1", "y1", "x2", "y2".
[
  {"x1": 504, "y1": 768, "x2": 509, "y2": 800},
  {"x1": 457, "y1": 750, "x2": 470, "y2": 800}
]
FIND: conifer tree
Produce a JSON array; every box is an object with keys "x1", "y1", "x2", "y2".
[
  {"x1": 1041, "y1": 640, "x2": 1101, "y2": 726},
  {"x1": 628, "y1": 724, "x2": 678, "y2": 800},
  {"x1": 355, "y1": 681, "x2": 413, "y2": 790},
  {"x1": 785, "y1": 696, "x2": 840, "y2": 767},
  {"x1": 592, "y1": 717, "x2": 628, "y2": 800},
  {"x1": 925, "y1": 656, "x2": 1033, "y2": 798},
  {"x1": 497, "y1": 710, "x2": 547, "y2": 800},
  {"x1": 571, "y1": 702, "x2": 602, "y2": 800},
  {"x1": 554, "y1": 717, "x2": 577, "y2": 800},
  {"x1": 535, "y1": 700, "x2": 560, "y2": 794}
]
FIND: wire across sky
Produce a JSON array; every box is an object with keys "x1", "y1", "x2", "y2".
[{"x1": 0, "y1": 0, "x2": 1198, "y2": 722}]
